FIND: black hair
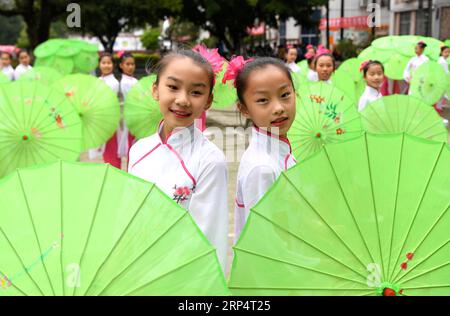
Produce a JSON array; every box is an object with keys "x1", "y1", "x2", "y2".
[
  {"x1": 314, "y1": 53, "x2": 336, "y2": 70},
  {"x1": 99, "y1": 52, "x2": 114, "y2": 64},
  {"x1": 0, "y1": 51, "x2": 12, "y2": 59},
  {"x1": 440, "y1": 46, "x2": 450, "y2": 56},
  {"x1": 18, "y1": 49, "x2": 30, "y2": 57},
  {"x1": 119, "y1": 52, "x2": 135, "y2": 73},
  {"x1": 362, "y1": 60, "x2": 384, "y2": 76},
  {"x1": 119, "y1": 52, "x2": 134, "y2": 63},
  {"x1": 235, "y1": 57, "x2": 295, "y2": 106},
  {"x1": 417, "y1": 42, "x2": 427, "y2": 49},
  {"x1": 153, "y1": 49, "x2": 215, "y2": 94}
]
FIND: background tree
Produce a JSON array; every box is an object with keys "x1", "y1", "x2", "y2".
[
  {"x1": 179, "y1": 0, "x2": 327, "y2": 54},
  {"x1": 0, "y1": 15, "x2": 22, "y2": 44},
  {"x1": 75, "y1": 0, "x2": 182, "y2": 52},
  {"x1": 0, "y1": 0, "x2": 79, "y2": 49}
]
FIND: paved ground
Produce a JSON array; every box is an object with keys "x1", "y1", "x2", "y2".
[{"x1": 80, "y1": 102, "x2": 450, "y2": 277}]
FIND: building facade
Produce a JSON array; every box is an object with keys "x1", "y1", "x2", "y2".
[
  {"x1": 320, "y1": 0, "x2": 390, "y2": 45},
  {"x1": 389, "y1": 0, "x2": 450, "y2": 39}
]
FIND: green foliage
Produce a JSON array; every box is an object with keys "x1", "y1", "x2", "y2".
[
  {"x1": 141, "y1": 28, "x2": 161, "y2": 51},
  {"x1": 0, "y1": 15, "x2": 22, "y2": 44},
  {"x1": 335, "y1": 39, "x2": 358, "y2": 60},
  {"x1": 16, "y1": 23, "x2": 29, "y2": 48},
  {"x1": 73, "y1": 0, "x2": 182, "y2": 52}
]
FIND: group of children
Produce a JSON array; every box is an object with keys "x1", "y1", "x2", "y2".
[
  {"x1": 0, "y1": 50, "x2": 32, "y2": 81},
  {"x1": 92, "y1": 52, "x2": 137, "y2": 168},
  {"x1": 2, "y1": 40, "x2": 447, "y2": 272},
  {"x1": 99, "y1": 41, "x2": 448, "y2": 270},
  {"x1": 284, "y1": 41, "x2": 450, "y2": 120}
]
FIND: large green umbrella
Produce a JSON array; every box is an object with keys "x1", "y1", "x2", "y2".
[
  {"x1": 296, "y1": 60, "x2": 309, "y2": 75},
  {"x1": 372, "y1": 36, "x2": 402, "y2": 51},
  {"x1": 0, "y1": 81, "x2": 82, "y2": 178},
  {"x1": 384, "y1": 53, "x2": 410, "y2": 80},
  {"x1": 447, "y1": 74, "x2": 450, "y2": 96},
  {"x1": 361, "y1": 95, "x2": 447, "y2": 142},
  {"x1": 35, "y1": 56, "x2": 74, "y2": 76},
  {"x1": 34, "y1": 39, "x2": 98, "y2": 75},
  {"x1": 288, "y1": 82, "x2": 363, "y2": 161},
  {"x1": 291, "y1": 71, "x2": 309, "y2": 92},
  {"x1": 0, "y1": 72, "x2": 10, "y2": 84},
  {"x1": 410, "y1": 61, "x2": 447, "y2": 105},
  {"x1": 229, "y1": 133, "x2": 450, "y2": 296},
  {"x1": 333, "y1": 58, "x2": 365, "y2": 102},
  {"x1": 394, "y1": 36, "x2": 443, "y2": 61},
  {"x1": 34, "y1": 39, "x2": 65, "y2": 58},
  {"x1": 0, "y1": 161, "x2": 229, "y2": 296},
  {"x1": 124, "y1": 75, "x2": 162, "y2": 140},
  {"x1": 212, "y1": 67, "x2": 237, "y2": 109},
  {"x1": 17, "y1": 66, "x2": 63, "y2": 86},
  {"x1": 52, "y1": 74, "x2": 120, "y2": 150},
  {"x1": 358, "y1": 46, "x2": 391, "y2": 64}
]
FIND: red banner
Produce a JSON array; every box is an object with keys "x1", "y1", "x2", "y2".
[{"x1": 319, "y1": 16, "x2": 369, "y2": 30}]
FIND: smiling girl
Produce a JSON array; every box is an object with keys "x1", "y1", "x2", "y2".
[
  {"x1": 127, "y1": 49, "x2": 229, "y2": 269},
  {"x1": 225, "y1": 57, "x2": 297, "y2": 241}
]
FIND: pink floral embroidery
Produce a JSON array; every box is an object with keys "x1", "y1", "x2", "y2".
[{"x1": 172, "y1": 185, "x2": 195, "y2": 204}]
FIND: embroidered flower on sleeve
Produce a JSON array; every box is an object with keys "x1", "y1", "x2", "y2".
[{"x1": 172, "y1": 185, "x2": 195, "y2": 204}]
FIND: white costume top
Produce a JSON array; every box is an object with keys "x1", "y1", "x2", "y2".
[
  {"x1": 234, "y1": 126, "x2": 297, "y2": 242},
  {"x1": 307, "y1": 69, "x2": 318, "y2": 82},
  {"x1": 1, "y1": 65, "x2": 14, "y2": 81},
  {"x1": 88, "y1": 73, "x2": 120, "y2": 159},
  {"x1": 117, "y1": 74, "x2": 138, "y2": 158},
  {"x1": 128, "y1": 122, "x2": 229, "y2": 270},
  {"x1": 100, "y1": 73, "x2": 120, "y2": 94},
  {"x1": 14, "y1": 64, "x2": 32, "y2": 80},
  {"x1": 403, "y1": 54, "x2": 429, "y2": 83},
  {"x1": 120, "y1": 74, "x2": 138, "y2": 99},
  {"x1": 286, "y1": 62, "x2": 300, "y2": 73},
  {"x1": 358, "y1": 85, "x2": 382, "y2": 112},
  {"x1": 438, "y1": 56, "x2": 449, "y2": 74}
]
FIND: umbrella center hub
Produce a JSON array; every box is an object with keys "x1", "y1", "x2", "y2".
[
  {"x1": 383, "y1": 288, "x2": 396, "y2": 296},
  {"x1": 377, "y1": 282, "x2": 403, "y2": 296}
]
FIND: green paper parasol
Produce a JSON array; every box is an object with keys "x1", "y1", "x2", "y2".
[
  {"x1": 34, "y1": 39, "x2": 65, "y2": 59},
  {"x1": 52, "y1": 74, "x2": 120, "y2": 150},
  {"x1": 384, "y1": 53, "x2": 410, "y2": 80},
  {"x1": 18, "y1": 66, "x2": 63, "y2": 86},
  {"x1": 296, "y1": 60, "x2": 309, "y2": 75},
  {"x1": 34, "y1": 39, "x2": 99, "y2": 75},
  {"x1": 0, "y1": 81, "x2": 82, "y2": 178},
  {"x1": 288, "y1": 82, "x2": 363, "y2": 161},
  {"x1": 0, "y1": 161, "x2": 229, "y2": 296},
  {"x1": 410, "y1": 61, "x2": 447, "y2": 105},
  {"x1": 212, "y1": 67, "x2": 237, "y2": 109},
  {"x1": 124, "y1": 75, "x2": 162, "y2": 140},
  {"x1": 0, "y1": 72, "x2": 11, "y2": 84},
  {"x1": 358, "y1": 46, "x2": 391, "y2": 64},
  {"x1": 361, "y1": 95, "x2": 447, "y2": 142},
  {"x1": 229, "y1": 133, "x2": 450, "y2": 296},
  {"x1": 35, "y1": 56, "x2": 74, "y2": 76},
  {"x1": 333, "y1": 58, "x2": 366, "y2": 102}
]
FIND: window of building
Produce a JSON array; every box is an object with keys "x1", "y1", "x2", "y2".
[
  {"x1": 415, "y1": 10, "x2": 430, "y2": 36},
  {"x1": 399, "y1": 11, "x2": 411, "y2": 35}
]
